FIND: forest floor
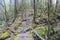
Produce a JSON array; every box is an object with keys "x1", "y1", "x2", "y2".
[
  {"x1": 5, "y1": 8, "x2": 60, "y2": 40},
  {"x1": 5, "y1": 9, "x2": 34, "y2": 40},
  {"x1": 54, "y1": 22, "x2": 60, "y2": 31}
]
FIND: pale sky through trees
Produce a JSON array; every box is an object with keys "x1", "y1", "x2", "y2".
[
  {"x1": 5, "y1": 0, "x2": 56, "y2": 4},
  {"x1": 53, "y1": 0, "x2": 56, "y2": 4}
]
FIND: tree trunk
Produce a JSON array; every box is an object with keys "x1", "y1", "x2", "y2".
[
  {"x1": 14, "y1": 0, "x2": 17, "y2": 20},
  {"x1": 54, "y1": 0, "x2": 58, "y2": 26},
  {"x1": 47, "y1": 0, "x2": 52, "y2": 40},
  {"x1": 33, "y1": 0, "x2": 37, "y2": 23},
  {"x1": 3, "y1": 0, "x2": 7, "y2": 22}
]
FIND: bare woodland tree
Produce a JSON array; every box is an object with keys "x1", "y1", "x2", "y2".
[
  {"x1": 47, "y1": 0, "x2": 52, "y2": 40},
  {"x1": 3, "y1": 0, "x2": 8, "y2": 23},
  {"x1": 14, "y1": 0, "x2": 17, "y2": 20},
  {"x1": 21, "y1": 0, "x2": 24, "y2": 21},
  {"x1": 54, "y1": 0, "x2": 58, "y2": 25},
  {"x1": 33, "y1": 0, "x2": 37, "y2": 23}
]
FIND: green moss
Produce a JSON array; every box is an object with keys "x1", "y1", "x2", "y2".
[
  {"x1": 34, "y1": 26, "x2": 48, "y2": 37},
  {"x1": 29, "y1": 32, "x2": 34, "y2": 40},
  {"x1": 11, "y1": 34, "x2": 20, "y2": 40},
  {"x1": 0, "y1": 31, "x2": 10, "y2": 39},
  {"x1": 30, "y1": 23, "x2": 36, "y2": 29}
]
